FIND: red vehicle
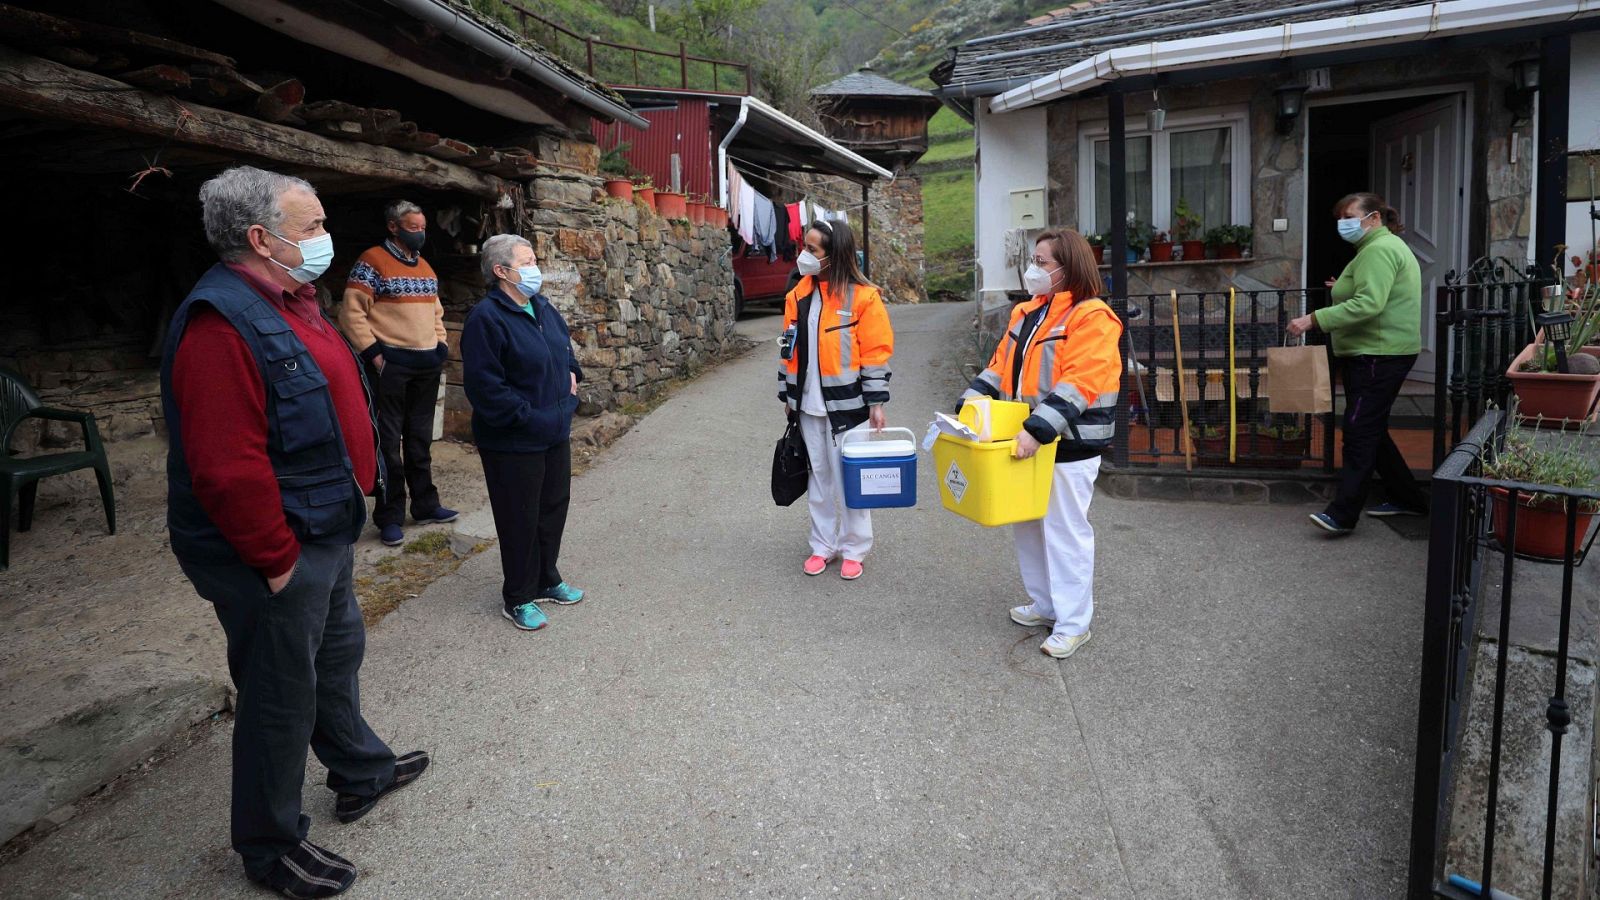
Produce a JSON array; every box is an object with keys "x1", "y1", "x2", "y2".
[{"x1": 731, "y1": 246, "x2": 797, "y2": 318}]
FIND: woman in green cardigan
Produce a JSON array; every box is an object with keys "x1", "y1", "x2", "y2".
[{"x1": 1287, "y1": 191, "x2": 1429, "y2": 534}]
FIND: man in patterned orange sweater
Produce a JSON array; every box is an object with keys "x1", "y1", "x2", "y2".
[{"x1": 339, "y1": 200, "x2": 455, "y2": 546}]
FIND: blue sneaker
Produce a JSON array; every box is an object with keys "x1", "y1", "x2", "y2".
[
  {"x1": 414, "y1": 507, "x2": 459, "y2": 525},
  {"x1": 502, "y1": 603, "x2": 548, "y2": 631},
  {"x1": 1366, "y1": 503, "x2": 1425, "y2": 518},
  {"x1": 379, "y1": 524, "x2": 404, "y2": 546},
  {"x1": 540, "y1": 582, "x2": 584, "y2": 605},
  {"x1": 1308, "y1": 512, "x2": 1354, "y2": 535}
]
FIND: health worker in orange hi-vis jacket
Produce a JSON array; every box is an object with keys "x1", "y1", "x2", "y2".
[
  {"x1": 779, "y1": 219, "x2": 894, "y2": 582},
  {"x1": 959, "y1": 229, "x2": 1122, "y2": 660}
]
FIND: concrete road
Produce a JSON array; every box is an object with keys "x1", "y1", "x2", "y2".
[{"x1": 0, "y1": 303, "x2": 1425, "y2": 898}]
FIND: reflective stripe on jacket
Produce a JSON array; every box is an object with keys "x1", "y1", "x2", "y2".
[
  {"x1": 961, "y1": 291, "x2": 1122, "y2": 454},
  {"x1": 779, "y1": 276, "x2": 894, "y2": 434}
]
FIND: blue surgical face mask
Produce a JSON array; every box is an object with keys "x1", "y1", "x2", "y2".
[
  {"x1": 267, "y1": 229, "x2": 334, "y2": 283},
  {"x1": 1336, "y1": 212, "x2": 1374, "y2": 244},
  {"x1": 510, "y1": 264, "x2": 542, "y2": 298}
]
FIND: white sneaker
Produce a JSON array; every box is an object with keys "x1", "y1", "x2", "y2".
[
  {"x1": 1009, "y1": 605, "x2": 1053, "y2": 627},
  {"x1": 1041, "y1": 631, "x2": 1091, "y2": 659}
]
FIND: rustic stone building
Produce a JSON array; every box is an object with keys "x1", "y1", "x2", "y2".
[{"x1": 0, "y1": 0, "x2": 738, "y2": 459}]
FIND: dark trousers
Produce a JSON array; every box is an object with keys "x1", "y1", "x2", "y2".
[
  {"x1": 1325, "y1": 353, "x2": 1429, "y2": 527},
  {"x1": 367, "y1": 361, "x2": 443, "y2": 527},
  {"x1": 479, "y1": 443, "x2": 571, "y2": 609},
  {"x1": 178, "y1": 543, "x2": 396, "y2": 878}
]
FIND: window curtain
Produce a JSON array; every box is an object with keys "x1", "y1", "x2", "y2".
[
  {"x1": 1169, "y1": 127, "x2": 1232, "y2": 231},
  {"x1": 1093, "y1": 136, "x2": 1153, "y2": 233}
]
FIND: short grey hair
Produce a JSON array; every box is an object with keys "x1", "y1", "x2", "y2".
[
  {"x1": 199, "y1": 166, "x2": 316, "y2": 262},
  {"x1": 385, "y1": 199, "x2": 423, "y2": 224},
  {"x1": 481, "y1": 234, "x2": 532, "y2": 286}
]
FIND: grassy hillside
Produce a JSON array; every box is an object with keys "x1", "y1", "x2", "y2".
[{"x1": 917, "y1": 107, "x2": 975, "y2": 300}]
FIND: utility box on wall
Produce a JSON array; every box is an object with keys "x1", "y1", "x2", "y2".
[{"x1": 1009, "y1": 188, "x2": 1046, "y2": 230}]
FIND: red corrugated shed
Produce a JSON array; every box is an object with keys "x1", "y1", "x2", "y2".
[{"x1": 591, "y1": 99, "x2": 715, "y2": 197}]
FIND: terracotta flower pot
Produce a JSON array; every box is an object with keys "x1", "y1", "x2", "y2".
[
  {"x1": 1195, "y1": 429, "x2": 1309, "y2": 469},
  {"x1": 1506, "y1": 343, "x2": 1600, "y2": 424},
  {"x1": 654, "y1": 191, "x2": 687, "y2": 219},
  {"x1": 1180, "y1": 240, "x2": 1207, "y2": 261},
  {"x1": 635, "y1": 187, "x2": 656, "y2": 209},
  {"x1": 1092, "y1": 245, "x2": 1105, "y2": 265},
  {"x1": 1216, "y1": 244, "x2": 1243, "y2": 260},
  {"x1": 1149, "y1": 241, "x2": 1174, "y2": 263},
  {"x1": 686, "y1": 200, "x2": 705, "y2": 225},
  {"x1": 705, "y1": 206, "x2": 728, "y2": 228},
  {"x1": 1490, "y1": 487, "x2": 1598, "y2": 561},
  {"x1": 603, "y1": 178, "x2": 633, "y2": 201}
]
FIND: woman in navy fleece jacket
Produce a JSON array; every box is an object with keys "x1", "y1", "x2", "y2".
[{"x1": 461, "y1": 234, "x2": 585, "y2": 631}]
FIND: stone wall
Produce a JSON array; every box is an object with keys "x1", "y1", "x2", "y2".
[
  {"x1": 866, "y1": 172, "x2": 929, "y2": 304},
  {"x1": 442, "y1": 161, "x2": 737, "y2": 439}
]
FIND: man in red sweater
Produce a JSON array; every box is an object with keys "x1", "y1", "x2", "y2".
[{"x1": 161, "y1": 166, "x2": 428, "y2": 898}]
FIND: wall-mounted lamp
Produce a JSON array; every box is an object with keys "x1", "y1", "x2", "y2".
[
  {"x1": 1507, "y1": 58, "x2": 1540, "y2": 126},
  {"x1": 1274, "y1": 85, "x2": 1308, "y2": 135}
]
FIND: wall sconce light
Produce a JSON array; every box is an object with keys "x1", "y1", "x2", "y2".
[
  {"x1": 1507, "y1": 58, "x2": 1540, "y2": 126},
  {"x1": 1274, "y1": 85, "x2": 1308, "y2": 135}
]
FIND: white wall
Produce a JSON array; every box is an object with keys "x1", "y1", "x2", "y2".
[
  {"x1": 974, "y1": 103, "x2": 1048, "y2": 295},
  {"x1": 1565, "y1": 31, "x2": 1600, "y2": 270}
]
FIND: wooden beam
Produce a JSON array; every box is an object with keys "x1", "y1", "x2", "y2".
[
  {"x1": 0, "y1": 48, "x2": 505, "y2": 197},
  {"x1": 0, "y1": 3, "x2": 235, "y2": 68}
]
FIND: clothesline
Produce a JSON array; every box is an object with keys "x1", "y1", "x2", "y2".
[{"x1": 727, "y1": 156, "x2": 869, "y2": 215}]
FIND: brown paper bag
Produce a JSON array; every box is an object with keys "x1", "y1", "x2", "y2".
[{"x1": 1265, "y1": 344, "x2": 1332, "y2": 414}]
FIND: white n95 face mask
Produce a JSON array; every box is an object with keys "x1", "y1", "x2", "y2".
[
  {"x1": 1022, "y1": 264, "x2": 1058, "y2": 296},
  {"x1": 796, "y1": 250, "x2": 824, "y2": 277}
]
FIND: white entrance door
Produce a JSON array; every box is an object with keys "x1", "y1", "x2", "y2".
[{"x1": 1369, "y1": 94, "x2": 1465, "y2": 380}]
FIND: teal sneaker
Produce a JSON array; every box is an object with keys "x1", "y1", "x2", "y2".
[
  {"x1": 540, "y1": 582, "x2": 584, "y2": 605},
  {"x1": 502, "y1": 603, "x2": 548, "y2": 631}
]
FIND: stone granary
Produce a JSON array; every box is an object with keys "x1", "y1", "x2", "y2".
[
  {"x1": 0, "y1": 0, "x2": 739, "y2": 459},
  {"x1": 811, "y1": 68, "x2": 943, "y2": 305}
]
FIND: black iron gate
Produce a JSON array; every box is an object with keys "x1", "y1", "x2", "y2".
[
  {"x1": 1409, "y1": 410, "x2": 1600, "y2": 899},
  {"x1": 1432, "y1": 260, "x2": 1551, "y2": 467}
]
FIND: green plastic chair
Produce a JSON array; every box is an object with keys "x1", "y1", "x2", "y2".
[{"x1": 1, "y1": 366, "x2": 116, "y2": 571}]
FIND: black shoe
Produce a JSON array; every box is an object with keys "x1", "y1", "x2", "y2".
[
  {"x1": 254, "y1": 840, "x2": 357, "y2": 898},
  {"x1": 335, "y1": 750, "x2": 429, "y2": 824}
]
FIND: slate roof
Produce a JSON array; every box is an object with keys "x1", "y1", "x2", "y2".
[
  {"x1": 438, "y1": 0, "x2": 630, "y2": 109},
  {"x1": 935, "y1": 0, "x2": 1424, "y2": 89},
  {"x1": 812, "y1": 68, "x2": 937, "y2": 99}
]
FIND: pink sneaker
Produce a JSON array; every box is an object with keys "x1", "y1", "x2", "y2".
[
  {"x1": 803, "y1": 555, "x2": 830, "y2": 576},
  {"x1": 840, "y1": 559, "x2": 864, "y2": 580}
]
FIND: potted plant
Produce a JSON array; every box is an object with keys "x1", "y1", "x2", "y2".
[
  {"x1": 1191, "y1": 423, "x2": 1309, "y2": 468},
  {"x1": 633, "y1": 176, "x2": 656, "y2": 209},
  {"x1": 1126, "y1": 219, "x2": 1152, "y2": 263},
  {"x1": 1171, "y1": 199, "x2": 1205, "y2": 261},
  {"x1": 599, "y1": 144, "x2": 634, "y2": 201},
  {"x1": 654, "y1": 188, "x2": 687, "y2": 219},
  {"x1": 1149, "y1": 230, "x2": 1174, "y2": 263},
  {"x1": 1482, "y1": 413, "x2": 1599, "y2": 560},
  {"x1": 1507, "y1": 259, "x2": 1600, "y2": 423},
  {"x1": 1206, "y1": 224, "x2": 1252, "y2": 260},
  {"x1": 686, "y1": 194, "x2": 706, "y2": 225},
  {"x1": 1086, "y1": 232, "x2": 1105, "y2": 265}
]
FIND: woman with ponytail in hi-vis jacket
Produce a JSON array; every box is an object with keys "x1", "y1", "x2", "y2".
[
  {"x1": 960, "y1": 229, "x2": 1122, "y2": 660},
  {"x1": 778, "y1": 220, "x2": 894, "y2": 582}
]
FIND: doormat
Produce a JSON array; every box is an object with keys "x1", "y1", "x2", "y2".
[{"x1": 1378, "y1": 514, "x2": 1431, "y2": 541}]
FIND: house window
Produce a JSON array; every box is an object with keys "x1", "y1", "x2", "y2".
[{"x1": 1078, "y1": 108, "x2": 1251, "y2": 236}]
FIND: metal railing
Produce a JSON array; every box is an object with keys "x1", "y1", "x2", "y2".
[
  {"x1": 503, "y1": 1, "x2": 752, "y2": 95},
  {"x1": 1408, "y1": 410, "x2": 1600, "y2": 899},
  {"x1": 1114, "y1": 289, "x2": 1336, "y2": 472},
  {"x1": 1433, "y1": 260, "x2": 1551, "y2": 468}
]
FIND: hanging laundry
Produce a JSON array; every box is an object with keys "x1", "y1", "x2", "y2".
[
  {"x1": 752, "y1": 193, "x2": 778, "y2": 261},
  {"x1": 785, "y1": 203, "x2": 802, "y2": 247},
  {"x1": 738, "y1": 175, "x2": 759, "y2": 246},
  {"x1": 774, "y1": 203, "x2": 796, "y2": 258}
]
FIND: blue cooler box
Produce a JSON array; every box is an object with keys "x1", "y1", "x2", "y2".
[{"x1": 841, "y1": 427, "x2": 918, "y2": 509}]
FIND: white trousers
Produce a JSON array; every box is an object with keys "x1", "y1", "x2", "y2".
[
  {"x1": 798, "y1": 413, "x2": 873, "y2": 560},
  {"x1": 1012, "y1": 456, "x2": 1100, "y2": 637}
]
